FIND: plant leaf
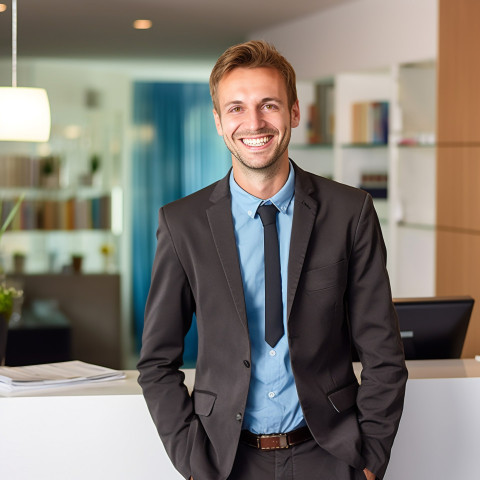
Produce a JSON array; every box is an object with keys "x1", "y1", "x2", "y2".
[{"x1": 0, "y1": 194, "x2": 25, "y2": 236}]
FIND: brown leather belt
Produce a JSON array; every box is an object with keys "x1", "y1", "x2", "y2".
[{"x1": 240, "y1": 426, "x2": 312, "y2": 450}]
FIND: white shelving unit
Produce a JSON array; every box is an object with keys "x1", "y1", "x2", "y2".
[
  {"x1": 390, "y1": 61, "x2": 437, "y2": 297},
  {"x1": 291, "y1": 61, "x2": 437, "y2": 298},
  {"x1": 334, "y1": 71, "x2": 393, "y2": 253},
  {"x1": 0, "y1": 108, "x2": 124, "y2": 275}
]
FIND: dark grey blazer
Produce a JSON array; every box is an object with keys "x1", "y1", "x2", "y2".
[{"x1": 137, "y1": 162, "x2": 407, "y2": 480}]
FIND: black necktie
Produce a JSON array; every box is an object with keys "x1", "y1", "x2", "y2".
[{"x1": 257, "y1": 204, "x2": 284, "y2": 347}]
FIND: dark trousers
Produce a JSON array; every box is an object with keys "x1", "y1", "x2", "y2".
[{"x1": 227, "y1": 438, "x2": 366, "y2": 480}]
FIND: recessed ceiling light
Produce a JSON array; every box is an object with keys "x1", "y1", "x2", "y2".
[
  {"x1": 133, "y1": 19, "x2": 152, "y2": 30},
  {"x1": 0, "y1": 4, "x2": 8, "y2": 13}
]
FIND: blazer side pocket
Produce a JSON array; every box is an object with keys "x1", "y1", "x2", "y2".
[
  {"x1": 304, "y1": 259, "x2": 347, "y2": 292},
  {"x1": 327, "y1": 381, "x2": 359, "y2": 413},
  {"x1": 192, "y1": 390, "x2": 217, "y2": 417}
]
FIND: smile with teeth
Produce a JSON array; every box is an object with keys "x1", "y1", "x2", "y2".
[{"x1": 241, "y1": 136, "x2": 272, "y2": 147}]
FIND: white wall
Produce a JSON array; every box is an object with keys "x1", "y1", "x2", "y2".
[{"x1": 250, "y1": 0, "x2": 438, "y2": 80}]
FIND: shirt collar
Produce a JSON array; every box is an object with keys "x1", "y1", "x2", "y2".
[{"x1": 229, "y1": 162, "x2": 295, "y2": 219}]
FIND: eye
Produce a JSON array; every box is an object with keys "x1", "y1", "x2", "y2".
[
  {"x1": 229, "y1": 106, "x2": 242, "y2": 113},
  {"x1": 263, "y1": 104, "x2": 278, "y2": 111}
]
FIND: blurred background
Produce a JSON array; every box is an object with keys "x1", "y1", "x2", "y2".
[{"x1": 0, "y1": 0, "x2": 477, "y2": 369}]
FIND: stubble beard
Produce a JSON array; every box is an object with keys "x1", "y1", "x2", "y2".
[{"x1": 225, "y1": 127, "x2": 291, "y2": 179}]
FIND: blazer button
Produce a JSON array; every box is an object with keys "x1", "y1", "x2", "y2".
[
  {"x1": 235, "y1": 413, "x2": 243, "y2": 422},
  {"x1": 243, "y1": 360, "x2": 250, "y2": 368}
]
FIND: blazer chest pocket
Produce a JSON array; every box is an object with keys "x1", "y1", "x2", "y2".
[
  {"x1": 193, "y1": 390, "x2": 217, "y2": 417},
  {"x1": 327, "y1": 381, "x2": 359, "y2": 413},
  {"x1": 304, "y1": 259, "x2": 347, "y2": 292}
]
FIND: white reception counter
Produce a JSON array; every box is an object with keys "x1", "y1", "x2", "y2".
[{"x1": 1, "y1": 361, "x2": 480, "y2": 480}]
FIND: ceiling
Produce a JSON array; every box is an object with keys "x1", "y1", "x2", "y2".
[{"x1": 0, "y1": 0, "x2": 357, "y2": 61}]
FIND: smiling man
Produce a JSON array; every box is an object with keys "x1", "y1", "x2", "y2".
[{"x1": 138, "y1": 41, "x2": 407, "y2": 480}]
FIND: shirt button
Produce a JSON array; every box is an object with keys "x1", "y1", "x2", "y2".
[
  {"x1": 269, "y1": 349, "x2": 276, "y2": 357},
  {"x1": 268, "y1": 392, "x2": 276, "y2": 399},
  {"x1": 247, "y1": 210, "x2": 252, "y2": 217},
  {"x1": 243, "y1": 360, "x2": 250, "y2": 368},
  {"x1": 236, "y1": 413, "x2": 243, "y2": 422}
]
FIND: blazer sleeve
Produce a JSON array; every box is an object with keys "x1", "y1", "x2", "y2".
[
  {"x1": 137, "y1": 207, "x2": 196, "y2": 479},
  {"x1": 347, "y1": 194, "x2": 408, "y2": 479}
]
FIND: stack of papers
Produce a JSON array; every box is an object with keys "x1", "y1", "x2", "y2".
[{"x1": 0, "y1": 360, "x2": 125, "y2": 393}]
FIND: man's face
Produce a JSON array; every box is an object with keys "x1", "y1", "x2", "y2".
[{"x1": 213, "y1": 67, "x2": 300, "y2": 173}]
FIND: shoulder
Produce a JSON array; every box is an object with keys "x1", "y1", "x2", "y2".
[
  {"x1": 158, "y1": 171, "x2": 230, "y2": 234},
  {"x1": 162, "y1": 172, "x2": 229, "y2": 216},
  {"x1": 293, "y1": 162, "x2": 369, "y2": 207}
]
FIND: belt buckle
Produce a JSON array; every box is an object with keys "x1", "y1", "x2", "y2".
[{"x1": 258, "y1": 433, "x2": 289, "y2": 450}]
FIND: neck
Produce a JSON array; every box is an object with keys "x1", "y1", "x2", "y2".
[{"x1": 232, "y1": 156, "x2": 290, "y2": 200}]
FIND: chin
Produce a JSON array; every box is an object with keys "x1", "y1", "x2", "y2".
[{"x1": 238, "y1": 156, "x2": 281, "y2": 172}]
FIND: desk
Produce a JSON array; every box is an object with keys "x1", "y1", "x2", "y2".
[{"x1": 0, "y1": 362, "x2": 479, "y2": 479}]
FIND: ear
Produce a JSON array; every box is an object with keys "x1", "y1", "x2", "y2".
[
  {"x1": 290, "y1": 100, "x2": 300, "y2": 128},
  {"x1": 213, "y1": 109, "x2": 223, "y2": 136}
]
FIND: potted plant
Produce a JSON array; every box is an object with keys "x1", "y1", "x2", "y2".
[
  {"x1": 40, "y1": 156, "x2": 60, "y2": 188},
  {"x1": 100, "y1": 242, "x2": 115, "y2": 272},
  {"x1": 79, "y1": 154, "x2": 101, "y2": 186},
  {"x1": 13, "y1": 251, "x2": 26, "y2": 274},
  {"x1": 71, "y1": 253, "x2": 84, "y2": 274}
]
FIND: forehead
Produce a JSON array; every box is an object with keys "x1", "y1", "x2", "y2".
[{"x1": 217, "y1": 67, "x2": 287, "y2": 104}]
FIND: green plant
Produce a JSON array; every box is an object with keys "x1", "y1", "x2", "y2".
[
  {"x1": 90, "y1": 154, "x2": 101, "y2": 174},
  {"x1": 41, "y1": 156, "x2": 55, "y2": 176},
  {"x1": 0, "y1": 194, "x2": 25, "y2": 244},
  {"x1": 0, "y1": 283, "x2": 22, "y2": 319}
]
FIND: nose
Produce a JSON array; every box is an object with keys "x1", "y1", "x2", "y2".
[{"x1": 245, "y1": 109, "x2": 266, "y2": 131}]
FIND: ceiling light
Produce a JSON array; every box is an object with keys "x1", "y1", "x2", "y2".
[
  {"x1": 133, "y1": 19, "x2": 152, "y2": 30},
  {"x1": 0, "y1": 0, "x2": 51, "y2": 142},
  {"x1": 0, "y1": 4, "x2": 8, "y2": 13}
]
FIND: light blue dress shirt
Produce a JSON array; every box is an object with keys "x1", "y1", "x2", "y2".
[{"x1": 229, "y1": 163, "x2": 305, "y2": 434}]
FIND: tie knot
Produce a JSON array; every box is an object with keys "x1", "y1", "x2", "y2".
[{"x1": 257, "y1": 204, "x2": 278, "y2": 227}]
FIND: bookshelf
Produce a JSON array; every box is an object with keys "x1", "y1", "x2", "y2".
[
  {"x1": 291, "y1": 61, "x2": 436, "y2": 298},
  {"x1": 0, "y1": 112, "x2": 123, "y2": 275},
  {"x1": 329, "y1": 71, "x2": 393, "y2": 261},
  {"x1": 290, "y1": 81, "x2": 335, "y2": 178}
]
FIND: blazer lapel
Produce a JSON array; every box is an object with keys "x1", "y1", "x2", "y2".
[
  {"x1": 206, "y1": 173, "x2": 248, "y2": 332},
  {"x1": 287, "y1": 164, "x2": 319, "y2": 320},
  {"x1": 205, "y1": 164, "x2": 318, "y2": 329}
]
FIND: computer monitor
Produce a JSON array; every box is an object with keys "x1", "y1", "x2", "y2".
[
  {"x1": 393, "y1": 296, "x2": 474, "y2": 360},
  {"x1": 351, "y1": 296, "x2": 474, "y2": 361}
]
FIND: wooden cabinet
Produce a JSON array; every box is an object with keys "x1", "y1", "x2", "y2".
[{"x1": 9, "y1": 273, "x2": 122, "y2": 369}]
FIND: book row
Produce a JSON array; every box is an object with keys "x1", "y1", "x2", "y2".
[
  {"x1": 0, "y1": 195, "x2": 111, "y2": 231},
  {"x1": 0, "y1": 155, "x2": 61, "y2": 188},
  {"x1": 307, "y1": 82, "x2": 335, "y2": 145},
  {"x1": 351, "y1": 101, "x2": 389, "y2": 145},
  {"x1": 359, "y1": 172, "x2": 388, "y2": 199}
]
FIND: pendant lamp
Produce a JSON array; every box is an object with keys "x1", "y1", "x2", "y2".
[{"x1": 0, "y1": 0, "x2": 51, "y2": 142}]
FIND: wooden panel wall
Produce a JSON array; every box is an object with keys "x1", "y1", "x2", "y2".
[{"x1": 437, "y1": 0, "x2": 480, "y2": 357}]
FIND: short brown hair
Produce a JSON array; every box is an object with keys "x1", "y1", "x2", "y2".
[{"x1": 209, "y1": 40, "x2": 298, "y2": 113}]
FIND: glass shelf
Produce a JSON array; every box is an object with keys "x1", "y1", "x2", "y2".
[
  {"x1": 341, "y1": 143, "x2": 388, "y2": 149},
  {"x1": 397, "y1": 221, "x2": 436, "y2": 231},
  {"x1": 397, "y1": 143, "x2": 436, "y2": 148},
  {"x1": 0, "y1": 186, "x2": 114, "y2": 199}
]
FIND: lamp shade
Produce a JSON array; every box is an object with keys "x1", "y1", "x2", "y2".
[{"x1": 0, "y1": 87, "x2": 51, "y2": 142}]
